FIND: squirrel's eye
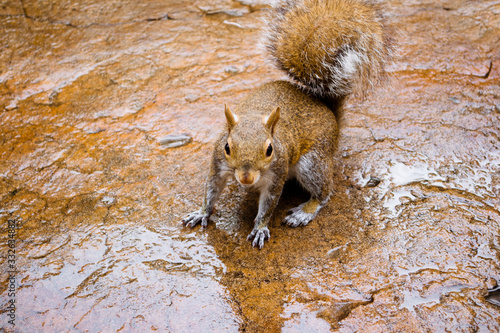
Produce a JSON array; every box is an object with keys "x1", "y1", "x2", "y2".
[
  {"x1": 224, "y1": 142, "x2": 230, "y2": 155},
  {"x1": 266, "y1": 143, "x2": 273, "y2": 157}
]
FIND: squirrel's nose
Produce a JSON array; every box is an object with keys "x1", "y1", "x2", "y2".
[
  {"x1": 235, "y1": 169, "x2": 259, "y2": 186},
  {"x1": 239, "y1": 173, "x2": 254, "y2": 185}
]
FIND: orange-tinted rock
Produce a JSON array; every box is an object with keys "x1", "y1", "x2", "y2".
[{"x1": 1, "y1": 0, "x2": 499, "y2": 331}]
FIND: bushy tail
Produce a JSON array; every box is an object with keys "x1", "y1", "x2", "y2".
[{"x1": 264, "y1": 0, "x2": 395, "y2": 99}]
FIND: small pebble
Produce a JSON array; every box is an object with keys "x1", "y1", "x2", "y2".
[
  {"x1": 365, "y1": 176, "x2": 381, "y2": 187},
  {"x1": 486, "y1": 286, "x2": 500, "y2": 307},
  {"x1": 101, "y1": 196, "x2": 115, "y2": 205},
  {"x1": 224, "y1": 66, "x2": 239, "y2": 74},
  {"x1": 185, "y1": 94, "x2": 200, "y2": 103},
  {"x1": 159, "y1": 134, "x2": 193, "y2": 148},
  {"x1": 86, "y1": 128, "x2": 105, "y2": 134}
]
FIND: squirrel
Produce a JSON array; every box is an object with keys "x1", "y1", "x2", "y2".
[{"x1": 181, "y1": 0, "x2": 394, "y2": 248}]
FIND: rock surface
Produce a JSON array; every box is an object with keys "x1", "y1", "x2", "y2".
[{"x1": 1, "y1": 0, "x2": 499, "y2": 331}]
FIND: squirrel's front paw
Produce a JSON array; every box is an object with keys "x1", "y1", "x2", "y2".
[
  {"x1": 181, "y1": 210, "x2": 210, "y2": 228},
  {"x1": 246, "y1": 227, "x2": 270, "y2": 249}
]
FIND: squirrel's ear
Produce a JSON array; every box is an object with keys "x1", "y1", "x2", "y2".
[
  {"x1": 224, "y1": 104, "x2": 238, "y2": 131},
  {"x1": 264, "y1": 107, "x2": 280, "y2": 135}
]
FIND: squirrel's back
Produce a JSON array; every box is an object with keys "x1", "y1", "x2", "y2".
[
  {"x1": 235, "y1": 80, "x2": 335, "y2": 132},
  {"x1": 264, "y1": 0, "x2": 395, "y2": 99}
]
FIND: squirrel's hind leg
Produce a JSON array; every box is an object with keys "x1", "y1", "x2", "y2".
[
  {"x1": 283, "y1": 198, "x2": 328, "y2": 227},
  {"x1": 283, "y1": 151, "x2": 333, "y2": 227}
]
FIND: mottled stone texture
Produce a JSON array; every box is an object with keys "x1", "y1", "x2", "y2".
[{"x1": 0, "y1": 0, "x2": 499, "y2": 332}]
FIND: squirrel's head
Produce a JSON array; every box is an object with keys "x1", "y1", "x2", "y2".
[{"x1": 223, "y1": 104, "x2": 280, "y2": 187}]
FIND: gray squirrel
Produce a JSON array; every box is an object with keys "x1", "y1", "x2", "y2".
[{"x1": 182, "y1": 0, "x2": 394, "y2": 248}]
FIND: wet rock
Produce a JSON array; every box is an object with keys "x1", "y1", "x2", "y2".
[
  {"x1": 1, "y1": 0, "x2": 499, "y2": 332},
  {"x1": 365, "y1": 176, "x2": 381, "y2": 187},
  {"x1": 101, "y1": 196, "x2": 115, "y2": 206},
  {"x1": 319, "y1": 298, "x2": 373, "y2": 324},
  {"x1": 85, "y1": 127, "x2": 105, "y2": 134},
  {"x1": 197, "y1": 6, "x2": 250, "y2": 17},
  {"x1": 235, "y1": 0, "x2": 270, "y2": 11},
  {"x1": 486, "y1": 286, "x2": 500, "y2": 307},
  {"x1": 184, "y1": 94, "x2": 200, "y2": 103},
  {"x1": 158, "y1": 134, "x2": 193, "y2": 148},
  {"x1": 224, "y1": 65, "x2": 240, "y2": 74}
]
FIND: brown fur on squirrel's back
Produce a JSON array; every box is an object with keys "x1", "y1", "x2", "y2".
[{"x1": 264, "y1": 0, "x2": 395, "y2": 99}]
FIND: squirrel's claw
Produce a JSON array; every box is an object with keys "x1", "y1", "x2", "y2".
[
  {"x1": 247, "y1": 227, "x2": 270, "y2": 249},
  {"x1": 181, "y1": 211, "x2": 209, "y2": 228}
]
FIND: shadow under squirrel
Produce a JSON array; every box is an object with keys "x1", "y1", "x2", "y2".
[{"x1": 182, "y1": 0, "x2": 395, "y2": 248}]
